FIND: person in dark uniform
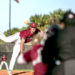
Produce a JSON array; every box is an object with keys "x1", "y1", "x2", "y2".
[{"x1": 41, "y1": 11, "x2": 75, "y2": 75}]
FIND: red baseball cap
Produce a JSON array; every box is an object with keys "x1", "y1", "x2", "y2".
[{"x1": 30, "y1": 23, "x2": 37, "y2": 28}]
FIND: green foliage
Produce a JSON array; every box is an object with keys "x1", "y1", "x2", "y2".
[
  {"x1": 30, "y1": 9, "x2": 66, "y2": 30},
  {"x1": 4, "y1": 28, "x2": 20, "y2": 36},
  {"x1": 0, "y1": 40, "x2": 6, "y2": 44},
  {"x1": 49, "y1": 9, "x2": 65, "y2": 24}
]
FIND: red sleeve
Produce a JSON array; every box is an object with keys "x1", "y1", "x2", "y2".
[
  {"x1": 20, "y1": 30, "x2": 29, "y2": 39},
  {"x1": 23, "y1": 50, "x2": 31, "y2": 63}
]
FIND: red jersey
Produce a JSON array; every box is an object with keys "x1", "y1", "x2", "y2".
[
  {"x1": 23, "y1": 44, "x2": 48, "y2": 75},
  {"x1": 1, "y1": 57, "x2": 7, "y2": 61},
  {"x1": 20, "y1": 28, "x2": 40, "y2": 43}
]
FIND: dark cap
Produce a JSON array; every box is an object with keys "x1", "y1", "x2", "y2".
[{"x1": 60, "y1": 10, "x2": 75, "y2": 26}]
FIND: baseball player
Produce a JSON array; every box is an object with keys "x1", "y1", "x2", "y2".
[
  {"x1": 0, "y1": 54, "x2": 8, "y2": 70},
  {"x1": 0, "y1": 22, "x2": 41, "y2": 75},
  {"x1": 17, "y1": 31, "x2": 48, "y2": 75}
]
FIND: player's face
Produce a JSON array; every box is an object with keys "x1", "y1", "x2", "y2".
[
  {"x1": 60, "y1": 22, "x2": 65, "y2": 29},
  {"x1": 31, "y1": 27, "x2": 36, "y2": 33}
]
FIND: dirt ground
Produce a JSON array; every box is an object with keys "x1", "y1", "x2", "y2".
[{"x1": 0, "y1": 70, "x2": 33, "y2": 75}]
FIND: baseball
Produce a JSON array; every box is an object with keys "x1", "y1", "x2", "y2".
[{"x1": 24, "y1": 19, "x2": 28, "y2": 24}]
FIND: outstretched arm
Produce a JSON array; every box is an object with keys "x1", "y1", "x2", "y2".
[{"x1": 20, "y1": 38, "x2": 25, "y2": 55}]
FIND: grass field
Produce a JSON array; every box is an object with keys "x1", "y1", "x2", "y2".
[{"x1": 0, "y1": 69, "x2": 33, "y2": 75}]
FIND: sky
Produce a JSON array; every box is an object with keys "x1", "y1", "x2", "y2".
[{"x1": 0, "y1": 0, "x2": 75, "y2": 32}]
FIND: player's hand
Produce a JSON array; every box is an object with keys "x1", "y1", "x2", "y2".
[{"x1": 17, "y1": 54, "x2": 25, "y2": 64}]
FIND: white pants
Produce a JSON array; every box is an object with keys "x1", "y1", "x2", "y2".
[
  {"x1": 0, "y1": 61, "x2": 8, "y2": 70},
  {"x1": 0, "y1": 32, "x2": 21, "y2": 70}
]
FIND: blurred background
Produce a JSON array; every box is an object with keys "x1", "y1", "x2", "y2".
[{"x1": 0, "y1": 0, "x2": 75, "y2": 69}]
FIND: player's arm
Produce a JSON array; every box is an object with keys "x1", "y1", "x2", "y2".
[
  {"x1": 17, "y1": 50, "x2": 31, "y2": 64},
  {"x1": 20, "y1": 38, "x2": 25, "y2": 55}
]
